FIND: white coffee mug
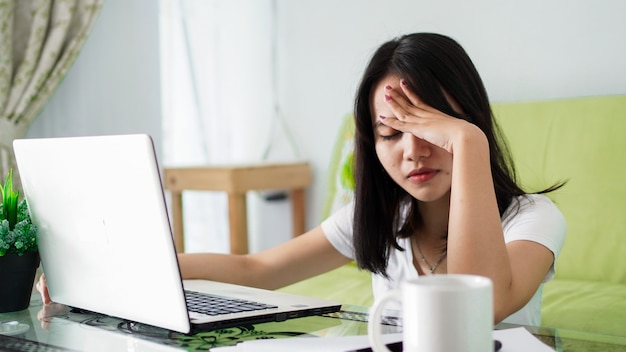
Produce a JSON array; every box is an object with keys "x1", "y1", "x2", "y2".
[{"x1": 368, "y1": 274, "x2": 493, "y2": 352}]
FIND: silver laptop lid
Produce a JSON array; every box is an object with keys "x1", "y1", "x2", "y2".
[{"x1": 14, "y1": 134, "x2": 191, "y2": 333}]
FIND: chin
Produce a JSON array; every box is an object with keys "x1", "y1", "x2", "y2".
[{"x1": 407, "y1": 188, "x2": 450, "y2": 203}]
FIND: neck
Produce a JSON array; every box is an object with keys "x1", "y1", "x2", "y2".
[
  {"x1": 412, "y1": 197, "x2": 450, "y2": 275},
  {"x1": 412, "y1": 234, "x2": 448, "y2": 275},
  {"x1": 416, "y1": 197, "x2": 450, "y2": 241}
]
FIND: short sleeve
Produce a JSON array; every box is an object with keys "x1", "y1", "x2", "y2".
[
  {"x1": 502, "y1": 194, "x2": 567, "y2": 282},
  {"x1": 321, "y1": 203, "x2": 356, "y2": 260}
]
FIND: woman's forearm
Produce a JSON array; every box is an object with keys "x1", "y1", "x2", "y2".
[
  {"x1": 177, "y1": 227, "x2": 350, "y2": 290},
  {"x1": 446, "y1": 128, "x2": 514, "y2": 321},
  {"x1": 178, "y1": 252, "x2": 260, "y2": 286}
]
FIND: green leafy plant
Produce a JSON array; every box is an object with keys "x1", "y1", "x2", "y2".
[{"x1": 0, "y1": 169, "x2": 37, "y2": 256}]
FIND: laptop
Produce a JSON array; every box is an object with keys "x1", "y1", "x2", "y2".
[{"x1": 13, "y1": 134, "x2": 340, "y2": 334}]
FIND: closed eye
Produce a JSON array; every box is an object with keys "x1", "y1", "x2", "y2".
[
  {"x1": 380, "y1": 132, "x2": 401, "y2": 141},
  {"x1": 376, "y1": 125, "x2": 401, "y2": 141}
]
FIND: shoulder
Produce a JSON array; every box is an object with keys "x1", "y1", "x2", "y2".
[
  {"x1": 321, "y1": 202, "x2": 354, "y2": 233},
  {"x1": 321, "y1": 203, "x2": 355, "y2": 259},
  {"x1": 503, "y1": 194, "x2": 563, "y2": 221},
  {"x1": 502, "y1": 194, "x2": 566, "y2": 253}
]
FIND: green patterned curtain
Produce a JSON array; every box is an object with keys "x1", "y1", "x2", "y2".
[{"x1": 0, "y1": 0, "x2": 103, "y2": 187}]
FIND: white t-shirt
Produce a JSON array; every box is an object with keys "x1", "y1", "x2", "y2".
[{"x1": 321, "y1": 194, "x2": 566, "y2": 326}]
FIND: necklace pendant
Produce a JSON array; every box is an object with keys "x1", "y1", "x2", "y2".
[{"x1": 414, "y1": 239, "x2": 447, "y2": 275}]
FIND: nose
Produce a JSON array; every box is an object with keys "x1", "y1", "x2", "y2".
[{"x1": 402, "y1": 133, "x2": 431, "y2": 161}]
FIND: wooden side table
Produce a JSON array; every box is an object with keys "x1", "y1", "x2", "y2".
[{"x1": 163, "y1": 162, "x2": 312, "y2": 254}]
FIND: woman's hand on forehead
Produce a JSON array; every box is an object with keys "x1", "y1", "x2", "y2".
[{"x1": 378, "y1": 79, "x2": 481, "y2": 154}]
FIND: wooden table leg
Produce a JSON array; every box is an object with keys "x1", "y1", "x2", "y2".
[
  {"x1": 228, "y1": 192, "x2": 249, "y2": 254},
  {"x1": 291, "y1": 188, "x2": 306, "y2": 237},
  {"x1": 171, "y1": 191, "x2": 185, "y2": 253}
]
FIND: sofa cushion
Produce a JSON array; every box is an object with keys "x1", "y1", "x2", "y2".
[
  {"x1": 278, "y1": 263, "x2": 373, "y2": 307},
  {"x1": 542, "y1": 279, "x2": 626, "y2": 337}
]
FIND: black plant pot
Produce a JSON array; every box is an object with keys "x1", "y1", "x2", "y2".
[{"x1": 0, "y1": 252, "x2": 40, "y2": 313}]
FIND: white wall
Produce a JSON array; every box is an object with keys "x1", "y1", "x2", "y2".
[
  {"x1": 25, "y1": 0, "x2": 626, "y2": 248},
  {"x1": 27, "y1": 1, "x2": 162, "y2": 160}
]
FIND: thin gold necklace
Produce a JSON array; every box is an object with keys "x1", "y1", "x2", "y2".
[{"x1": 414, "y1": 239, "x2": 447, "y2": 274}]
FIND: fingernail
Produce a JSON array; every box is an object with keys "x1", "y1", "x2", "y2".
[{"x1": 384, "y1": 95, "x2": 391, "y2": 101}]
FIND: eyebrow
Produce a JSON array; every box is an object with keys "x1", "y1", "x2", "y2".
[{"x1": 373, "y1": 121, "x2": 386, "y2": 128}]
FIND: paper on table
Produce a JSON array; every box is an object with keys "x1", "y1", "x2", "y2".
[
  {"x1": 211, "y1": 328, "x2": 555, "y2": 352},
  {"x1": 494, "y1": 327, "x2": 555, "y2": 352},
  {"x1": 210, "y1": 333, "x2": 402, "y2": 352}
]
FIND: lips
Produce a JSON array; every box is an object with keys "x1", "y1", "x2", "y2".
[{"x1": 407, "y1": 168, "x2": 437, "y2": 183}]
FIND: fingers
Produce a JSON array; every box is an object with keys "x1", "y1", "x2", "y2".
[
  {"x1": 383, "y1": 80, "x2": 437, "y2": 121},
  {"x1": 36, "y1": 273, "x2": 52, "y2": 305},
  {"x1": 395, "y1": 81, "x2": 423, "y2": 114},
  {"x1": 398, "y1": 80, "x2": 440, "y2": 114},
  {"x1": 378, "y1": 80, "x2": 464, "y2": 153},
  {"x1": 383, "y1": 85, "x2": 419, "y2": 121}
]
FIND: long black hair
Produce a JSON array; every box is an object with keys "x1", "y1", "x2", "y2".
[{"x1": 352, "y1": 33, "x2": 561, "y2": 276}]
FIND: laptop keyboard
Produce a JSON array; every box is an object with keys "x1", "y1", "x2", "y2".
[
  {"x1": 185, "y1": 290, "x2": 278, "y2": 316},
  {"x1": 0, "y1": 334, "x2": 76, "y2": 352}
]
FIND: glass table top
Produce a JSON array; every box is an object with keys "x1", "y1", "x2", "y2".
[{"x1": 1, "y1": 294, "x2": 625, "y2": 351}]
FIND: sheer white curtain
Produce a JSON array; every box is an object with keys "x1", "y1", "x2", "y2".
[{"x1": 160, "y1": 0, "x2": 294, "y2": 253}]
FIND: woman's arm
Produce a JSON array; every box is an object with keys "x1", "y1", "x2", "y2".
[
  {"x1": 381, "y1": 81, "x2": 555, "y2": 322},
  {"x1": 445, "y1": 130, "x2": 554, "y2": 322},
  {"x1": 178, "y1": 225, "x2": 352, "y2": 290}
]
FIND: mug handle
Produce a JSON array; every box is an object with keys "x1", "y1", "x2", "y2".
[{"x1": 367, "y1": 289, "x2": 401, "y2": 352}]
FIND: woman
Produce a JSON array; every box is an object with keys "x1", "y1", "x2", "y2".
[{"x1": 39, "y1": 33, "x2": 565, "y2": 325}]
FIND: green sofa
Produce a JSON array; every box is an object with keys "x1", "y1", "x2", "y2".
[{"x1": 279, "y1": 95, "x2": 626, "y2": 337}]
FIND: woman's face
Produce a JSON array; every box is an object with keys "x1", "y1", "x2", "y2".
[{"x1": 370, "y1": 75, "x2": 453, "y2": 203}]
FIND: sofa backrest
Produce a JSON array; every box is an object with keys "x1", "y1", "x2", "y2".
[
  {"x1": 324, "y1": 95, "x2": 626, "y2": 285},
  {"x1": 493, "y1": 95, "x2": 626, "y2": 285},
  {"x1": 323, "y1": 114, "x2": 355, "y2": 219}
]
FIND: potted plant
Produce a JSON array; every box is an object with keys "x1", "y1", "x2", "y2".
[{"x1": 0, "y1": 169, "x2": 39, "y2": 313}]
